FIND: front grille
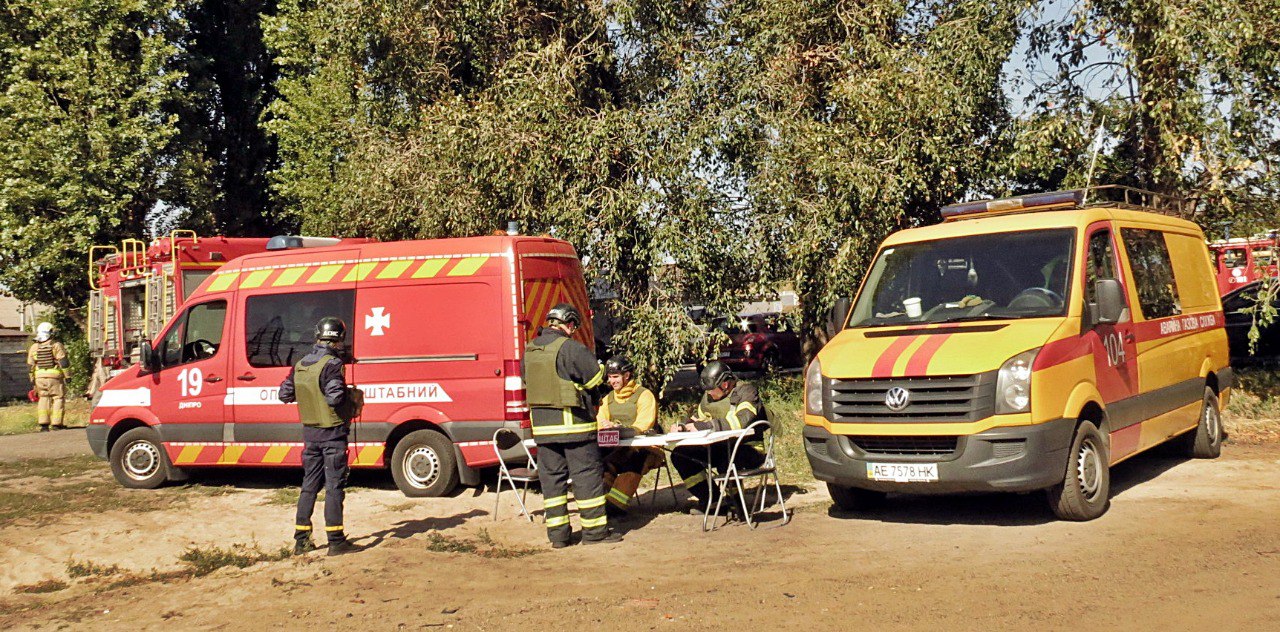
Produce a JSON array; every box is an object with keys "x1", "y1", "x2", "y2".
[
  {"x1": 851, "y1": 435, "x2": 958, "y2": 456},
  {"x1": 827, "y1": 372, "x2": 996, "y2": 423},
  {"x1": 804, "y1": 436, "x2": 829, "y2": 459}
]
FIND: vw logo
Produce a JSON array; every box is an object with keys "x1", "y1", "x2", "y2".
[{"x1": 885, "y1": 387, "x2": 911, "y2": 411}]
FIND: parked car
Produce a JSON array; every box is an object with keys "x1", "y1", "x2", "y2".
[
  {"x1": 1223, "y1": 281, "x2": 1280, "y2": 365},
  {"x1": 712, "y1": 313, "x2": 805, "y2": 373}
]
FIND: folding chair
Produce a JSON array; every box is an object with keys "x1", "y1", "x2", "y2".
[
  {"x1": 708, "y1": 419, "x2": 790, "y2": 530},
  {"x1": 492, "y1": 428, "x2": 539, "y2": 522},
  {"x1": 638, "y1": 451, "x2": 679, "y2": 510}
]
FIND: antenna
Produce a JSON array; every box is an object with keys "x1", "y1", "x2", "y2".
[{"x1": 1083, "y1": 114, "x2": 1107, "y2": 202}]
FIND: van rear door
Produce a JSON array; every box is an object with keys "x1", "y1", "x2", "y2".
[{"x1": 517, "y1": 248, "x2": 594, "y2": 349}]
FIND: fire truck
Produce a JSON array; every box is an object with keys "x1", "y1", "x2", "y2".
[
  {"x1": 86, "y1": 231, "x2": 277, "y2": 390},
  {"x1": 1207, "y1": 231, "x2": 1279, "y2": 295},
  {"x1": 88, "y1": 233, "x2": 593, "y2": 497}
]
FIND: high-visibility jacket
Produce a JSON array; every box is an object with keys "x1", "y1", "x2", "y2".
[
  {"x1": 597, "y1": 381, "x2": 657, "y2": 434},
  {"x1": 691, "y1": 382, "x2": 768, "y2": 450},
  {"x1": 523, "y1": 328, "x2": 603, "y2": 444}
]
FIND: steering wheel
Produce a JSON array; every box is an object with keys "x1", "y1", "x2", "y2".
[
  {"x1": 186, "y1": 339, "x2": 217, "y2": 361},
  {"x1": 1008, "y1": 287, "x2": 1064, "y2": 310}
]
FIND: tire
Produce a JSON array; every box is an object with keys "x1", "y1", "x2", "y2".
[
  {"x1": 828, "y1": 483, "x2": 887, "y2": 512},
  {"x1": 1046, "y1": 420, "x2": 1110, "y2": 521},
  {"x1": 1183, "y1": 387, "x2": 1224, "y2": 459},
  {"x1": 390, "y1": 429, "x2": 459, "y2": 497},
  {"x1": 109, "y1": 427, "x2": 171, "y2": 489}
]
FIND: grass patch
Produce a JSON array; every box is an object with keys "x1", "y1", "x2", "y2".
[
  {"x1": 0, "y1": 399, "x2": 91, "y2": 435},
  {"x1": 0, "y1": 478, "x2": 187, "y2": 527},
  {"x1": 66, "y1": 560, "x2": 123, "y2": 579},
  {"x1": 426, "y1": 530, "x2": 540, "y2": 558},
  {"x1": 265, "y1": 487, "x2": 303, "y2": 506},
  {"x1": 14, "y1": 579, "x2": 68, "y2": 594},
  {"x1": 0, "y1": 455, "x2": 103, "y2": 481},
  {"x1": 178, "y1": 544, "x2": 292, "y2": 577},
  {"x1": 1225, "y1": 369, "x2": 1280, "y2": 444}
]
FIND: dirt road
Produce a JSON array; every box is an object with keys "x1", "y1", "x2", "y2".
[{"x1": 1, "y1": 444, "x2": 1277, "y2": 630}]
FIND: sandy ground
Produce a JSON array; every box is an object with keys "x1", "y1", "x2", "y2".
[{"x1": 0, "y1": 438, "x2": 1276, "y2": 630}]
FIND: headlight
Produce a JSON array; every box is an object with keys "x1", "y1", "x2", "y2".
[
  {"x1": 805, "y1": 358, "x2": 824, "y2": 415},
  {"x1": 995, "y1": 348, "x2": 1040, "y2": 414}
]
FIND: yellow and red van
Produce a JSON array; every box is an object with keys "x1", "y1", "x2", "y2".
[
  {"x1": 804, "y1": 187, "x2": 1231, "y2": 520},
  {"x1": 88, "y1": 234, "x2": 593, "y2": 497}
]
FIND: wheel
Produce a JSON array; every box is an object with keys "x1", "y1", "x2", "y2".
[
  {"x1": 828, "y1": 483, "x2": 887, "y2": 512},
  {"x1": 760, "y1": 350, "x2": 780, "y2": 375},
  {"x1": 109, "y1": 427, "x2": 172, "y2": 489},
  {"x1": 1046, "y1": 420, "x2": 1110, "y2": 521},
  {"x1": 390, "y1": 429, "x2": 459, "y2": 497},
  {"x1": 1183, "y1": 387, "x2": 1223, "y2": 459}
]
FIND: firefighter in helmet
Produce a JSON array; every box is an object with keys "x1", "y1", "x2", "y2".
[
  {"x1": 27, "y1": 322, "x2": 69, "y2": 431},
  {"x1": 524, "y1": 303, "x2": 622, "y2": 547},
  {"x1": 279, "y1": 317, "x2": 359, "y2": 556},
  {"x1": 597, "y1": 354, "x2": 664, "y2": 516},
  {"x1": 669, "y1": 361, "x2": 768, "y2": 514}
]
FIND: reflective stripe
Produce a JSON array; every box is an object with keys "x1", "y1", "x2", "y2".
[
  {"x1": 546, "y1": 515, "x2": 570, "y2": 528},
  {"x1": 295, "y1": 525, "x2": 312, "y2": 531},
  {"x1": 580, "y1": 366, "x2": 605, "y2": 390},
  {"x1": 531, "y1": 408, "x2": 597, "y2": 437},
  {"x1": 684, "y1": 471, "x2": 707, "y2": 487},
  {"x1": 34, "y1": 368, "x2": 65, "y2": 378},
  {"x1": 577, "y1": 495, "x2": 606, "y2": 510},
  {"x1": 607, "y1": 488, "x2": 631, "y2": 506},
  {"x1": 325, "y1": 525, "x2": 344, "y2": 532},
  {"x1": 580, "y1": 515, "x2": 608, "y2": 529},
  {"x1": 728, "y1": 401, "x2": 757, "y2": 430},
  {"x1": 544, "y1": 495, "x2": 568, "y2": 509}
]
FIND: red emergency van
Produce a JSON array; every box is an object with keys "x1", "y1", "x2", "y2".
[
  {"x1": 1208, "y1": 232, "x2": 1278, "y2": 295},
  {"x1": 87, "y1": 234, "x2": 594, "y2": 497}
]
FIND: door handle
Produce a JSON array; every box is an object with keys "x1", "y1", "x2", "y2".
[
  {"x1": 1123, "y1": 333, "x2": 1135, "y2": 343},
  {"x1": 236, "y1": 374, "x2": 257, "y2": 382},
  {"x1": 205, "y1": 376, "x2": 224, "y2": 383}
]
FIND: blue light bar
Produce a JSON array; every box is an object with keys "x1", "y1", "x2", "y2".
[{"x1": 941, "y1": 190, "x2": 1086, "y2": 220}]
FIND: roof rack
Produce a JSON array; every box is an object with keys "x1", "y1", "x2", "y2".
[{"x1": 940, "y1": 185, "x2": 1194, "y2": 221}]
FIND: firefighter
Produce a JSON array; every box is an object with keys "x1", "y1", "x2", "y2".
[
  {"x1": 597, "y1": 355, "x2": 664, "y2": 516},
  {"x1": 27, "y1": 322, "x2": 69, "y2": 431},
  {"x1": 279, "y1": 317, "x2": 358, "y2": 557},
  {"x1": 524, "y1": 303, "x2": 622, "y2": 547},
  {"x1": 669, "y1": 361, "x2": 768, "y2": 515}
]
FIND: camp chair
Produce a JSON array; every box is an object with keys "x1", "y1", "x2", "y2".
[
  {"x1": 707, "y1": 419, "x2": 790, "y2": 530},
  {"x1": 492, "y1": 428, "x2": 538, "y2": 522}
]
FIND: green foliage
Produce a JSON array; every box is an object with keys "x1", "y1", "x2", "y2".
[{"x1": 178, "y1": 544, "x2": 291, "y2": 576}]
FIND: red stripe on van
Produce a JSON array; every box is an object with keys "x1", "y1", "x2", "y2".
[
  {"x1": 872, "y1": 336, "x2": 919, "y2": 378},
  {"x1": 902, "y1": 334, "x2": 951, "y2": 376},
  {"x1": 1110, "y1": 423, "x2": 1142, "y2": 462}
]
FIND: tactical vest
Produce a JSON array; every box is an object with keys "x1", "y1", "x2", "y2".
[
  {"x1": 698, "y1": 393, "x2": 732, "y2": 422},
  {"x1": 604, "y1": 386, "x2": 650, "y2": 429},
  {"x1": 295, "y1": 356, "x2": 344, "y2": 428},
  {"x1": 524, "y1": 337, "x2": 581, "y2": 409},
  {"x1": 31, "y1": 342, "x2": 64, "y2": 378}
]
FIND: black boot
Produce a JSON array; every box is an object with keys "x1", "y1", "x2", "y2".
[
  {"x1": 293, "y1": 540, "x2": 318, "y2": 556},
  {"x1": 582, "y1": 529, "x2": 623, "y2": 545},
  {"x1": 327, "y1": 539, "x2": 358, "y2": 556}
]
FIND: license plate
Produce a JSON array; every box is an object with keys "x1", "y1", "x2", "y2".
[
  {"x1": 866, "y1": 462, "x2": 938, "y2": 483},
  {"x1": 597, "y1": 429, "x2": 620, "y2": 447}
]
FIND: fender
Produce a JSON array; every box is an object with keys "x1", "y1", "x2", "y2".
[
  {"x1": 1061, "y1": 380, "x2": 1104, "y2": 429},
  {"x1": 107, "y1": 406, "x2": 160, "y2": 427},
  {"x1": 1198, "y1": 356, "x2": 1215, "y2": 380},
  {"x1": 382, "y1": 404, "x2": 451, "y2": 434}
]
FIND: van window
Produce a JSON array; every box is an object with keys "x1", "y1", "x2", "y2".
[
  {"x1": 158, "y1": 300, "x2": 227, "y2": 368},
  {"x1": 182, "y1": 269, "x2": 214, "y2": 300},
  {"x1": 1084, "y1": 230, "x2": 1117, "y2": 306},
  {"x1": 1221, "y1": 247, "x2": 1247, "y2": 268},
  {"x1": 1165, "y1": 233, "x2": 1219, "y2": 311},
  {"x1": 245, "y1": 290, "x2": 355, "y2": 367},
  {"x1": 847, "y1": 228, "x2": 1075, "y2": 328},
  {"x1": 1120, "y1": 229, "x2": 1182, "y2": 319}
]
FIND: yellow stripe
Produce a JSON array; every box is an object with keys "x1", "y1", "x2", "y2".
[
  {"x1": 580, "y1": 515, "x2": 608, "y2": 528},
  {"x1": 412, "y1": 259, "x2": 448, "y2": 278},
  {"x1": 608, "y1": 489, "x2": 631, "y2": 505},
  {"x1": 308, "y1": 264, "x2": 344, "y2": 284},
  {"x1": 294, "y1": 525, "x2": 312, "y2": 531},
  {"x1": 218, "y1": 445, "x2": 246, "y2": 464},
  {"x1": 544, "y1": 495, "x2": 569, "y2": 509},
  {"x1": 684, "y1": 471, "x2": 706, "y2": 486},
  {"x1": 376, "y1": 260, "x2": 413, "y2": 279},
  {"x1": 342, "y1": 261, "x2": 378, "y2": 282},
  {"x1": 546, "y1": 515, "x2": 570, "y2": 528},
  {"x1": 176, "y1": 445, "x2": 203, "y2": 464},
  {"x1": 238, "y1": 269, "x2": 273, "y2": 289},
  {"x1": 354, "y1": 445, "x2": 384, "y2": 466},
  {"x1": 577, "y1": 495, "x2": 606, "y2": 509},
  {"x1": 273, "y1": 266, "x2": 307, "y2": 287},
  {"x1": 532, "y1": 422, "x2": 598, "y2": 436},
  {"x1": 263, "y1": 445, "x2": 291, "y2": 464},
  {"x1": 325, "y1": 525, "x2": 344, "y2": 532},
  {"x1": 207, "y1": 272, "x2": 239, "y2": 292},
  {"x1": 34, "y1": 368, "x2": 65, "y2": 378},
  {"x1": 447, "y1": 256, "x2": 490, "y2": 277}
]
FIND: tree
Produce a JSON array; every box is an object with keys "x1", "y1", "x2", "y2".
[{"x1": 0, "y1": 0, "x2": 201, "y2": 327}]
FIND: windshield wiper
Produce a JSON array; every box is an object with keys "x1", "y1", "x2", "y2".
[{"x1": 932, "y1": 313, "x2": 1025, "y2": 324}]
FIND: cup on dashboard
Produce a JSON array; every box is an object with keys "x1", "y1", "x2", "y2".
[{"x1": 903, "y1": 297, "x2": 922, "y2": 318}]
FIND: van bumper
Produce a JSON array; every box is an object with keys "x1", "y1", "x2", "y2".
[
  {"x1": 86, "y1": 424, "x2": 109, "y2": 460},
  {"x1": 803, "y1": 418, "x2": 1076, "y2": 494}
]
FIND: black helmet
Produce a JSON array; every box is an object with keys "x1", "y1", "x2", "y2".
[
  {"x1": 699, "y1": 361, "x2": 735, "y2": 391},
  {"x1": 315, "y1": 317, "x2": 347, "y2": 342},
  {"x1": 605, "y1": 355, "x2": 635, "y2": 375},
  {"x1": 545, "y1": 303, "x2": 582, "y2": 328}
]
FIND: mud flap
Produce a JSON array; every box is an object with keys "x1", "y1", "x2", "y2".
[{"x1": 454, "y1": 444, "x2": 480, "y2": 487}]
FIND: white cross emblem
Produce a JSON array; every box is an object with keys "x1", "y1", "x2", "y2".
[{"x1": 364, "y1": 307, "x2": 391, "y2": 336}]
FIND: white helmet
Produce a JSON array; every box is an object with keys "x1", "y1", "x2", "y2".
[{"x1": 35, "y1": 322, "x2": 53, "y2": 342}]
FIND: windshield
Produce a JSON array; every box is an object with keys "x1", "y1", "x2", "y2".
[{"x1": 848, "y1": 228, "x2": 1076, "y2": 328}]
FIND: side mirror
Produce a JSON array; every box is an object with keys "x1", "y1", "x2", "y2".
[
  {"x1": 139, "y1": 341, "x2": 158, "y2": 373},
  {"x1": 1093, "y1": 279, "x2": 1125, "y2": 325}
]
